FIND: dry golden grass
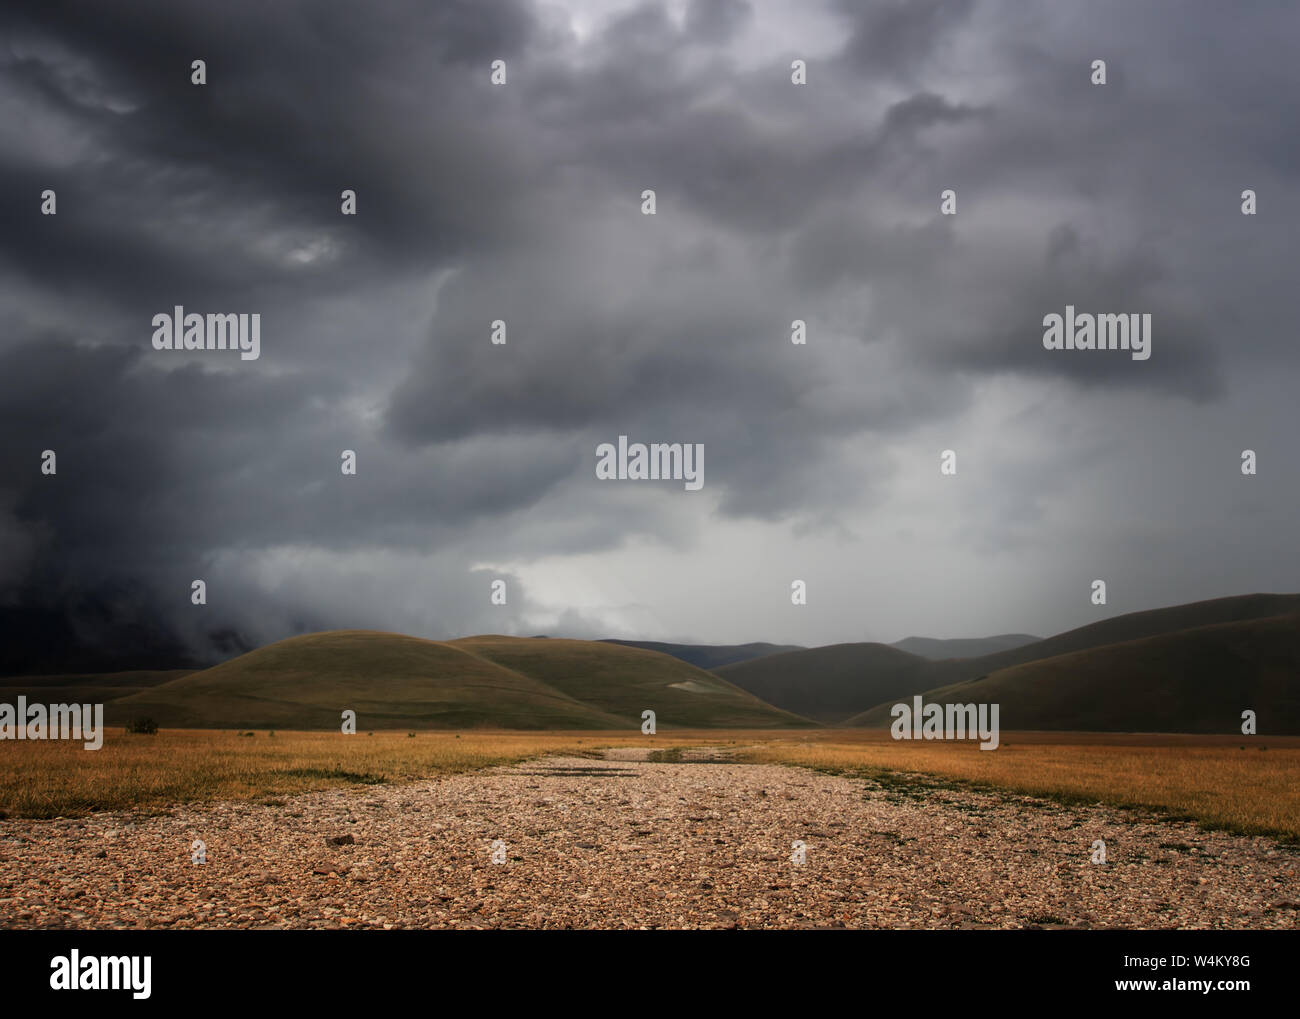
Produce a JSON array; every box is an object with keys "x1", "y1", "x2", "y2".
[
  {"x1": 0, "y1": 728, "x2": 773, "y2": 818},
  {"x1": 4, "y1": 728, "x2": 1299, "y2": 844},
  {"x1": 736, "y1": 730, "x2": 1300, "y2": 842},
  {"x1": 0, "y1": 730, "x2": 634, "y2": 818}
]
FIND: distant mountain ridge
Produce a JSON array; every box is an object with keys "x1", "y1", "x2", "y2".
[
  {"x1": 935, "y1": 593, "x2": 1300, "y2": 681},
  {"x1": 716, "y1": 642, "x2": 942, "y2": 723},
  {"x1": 598, "y1": 639, "x2": 804, "y2": 671},
  {"x1": 6, "y1": 593, "x2": 1299, "y2": 734},
  {"x1": 720, "y1": 593, "x2": 1300, "y2": 728},
  {"x1": 849, "y1": 612, "x2": 1300, "y2": 733},
  {"x1": 890, "y1": 633, "x2": 1042, "y2": 660}
]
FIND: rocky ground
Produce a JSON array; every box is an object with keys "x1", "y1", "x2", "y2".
[{"x1": 1, "y1": 748, "x2": 1297, "y2": 929}]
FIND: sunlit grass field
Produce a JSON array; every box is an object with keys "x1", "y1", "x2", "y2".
[
  {"x1": 737, "y1": 730, "x2": 1300, "y2": 842},
  {"x1": 0, "y1": 730, "x2": 627, "y2": 818},
  {"x1": 2, "y1": 727, "x2": 1299, "y2": 842}
]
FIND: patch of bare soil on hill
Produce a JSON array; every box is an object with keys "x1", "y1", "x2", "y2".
[{"x1": 1, "y1": 753, "x2": 1296, "y2": 929}]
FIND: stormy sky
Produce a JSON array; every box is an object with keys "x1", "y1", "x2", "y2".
[{"x1": 1, "y1": 0, "x2": 1297, "y2": 670}]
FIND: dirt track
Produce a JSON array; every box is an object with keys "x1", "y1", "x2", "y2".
[{"x1": 1, "y1": 749, "x2": 1297, "y2": 929}]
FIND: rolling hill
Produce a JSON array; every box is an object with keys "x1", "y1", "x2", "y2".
[
  {"x1": 848, "y1": 612, "x2": 1300, "y2": 733},
  {"x1": 100, "y1": 631, "x2": 812, "y2": 730},
  {"x1": 935, "y1": 593, "x2": 1300, "y2": 680},
  {"x1": 719, "y1": 593, "x2": 1300, "y2": 724},
  {"x1": 11, "y1": 592, "x2": 1298, "y2": 733},
  {"x1": 599, "y1": 639, "x2": 804, "y2": 671},
  {"x1": 452, "y1": 636, "x2": 813, "y2": 728}
]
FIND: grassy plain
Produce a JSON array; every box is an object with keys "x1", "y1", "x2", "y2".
[
  {"x1": 737, "y1": 730, "x2": 1300, "y2": 842},
  {"x1": 3, "y1": 728, "x2": 1298, "y2": 843},
  {"x1": 0, "y1": 730, "x2": 622, "y2": 818}
]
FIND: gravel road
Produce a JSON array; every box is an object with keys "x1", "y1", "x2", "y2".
[{"x1": 2, "y1": 749, "x2": 1297, "y2": 929}]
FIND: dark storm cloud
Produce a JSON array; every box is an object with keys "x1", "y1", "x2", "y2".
[
  {"x1": 0, "y1": 329, "x2": 591, "y2": 663},
  {"x1": 685, "y1": 0, "x2": 753, "y2": 45},
  {"x1": 834, "y1": 0, "x2": 976, "y2": 81},
  {"x1": 0, "y1": 336, "x2": 591, "y2": 561},
  {"x1": 0, "y1": 0, "x2": 542, "y2": 312},
  {"x1": 1, "y1": 0, "x2": 1298, "y2": 664}
]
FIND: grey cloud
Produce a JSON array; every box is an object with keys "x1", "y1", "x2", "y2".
[
  {"x1": 1, "y1": 0, "x2": 1298, "y2": 667},
  {"x1": 686, "y1": 0, "x2": 754, "y2": 45}
]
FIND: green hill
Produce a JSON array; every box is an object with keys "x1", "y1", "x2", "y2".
[
  {"x1": 847, "y1": 613, "x2": 1300, "y2": 733},
  {"x1": 18, "y1": 593, "x2": 1298, "y2": 733},
  {"x1": 452, "y1": 636, "x2": 813, "y2": 728},
  {"x1": 946, "y1": 593, "x2": 1300, "y2": 679},
  {"x1": 719, "y1": 593, "x2": 1300, "y2": 724},
  {"x1": 102, "y1": 631, "x2": 811, "y2": 730},
  {"x1": 108, "y1": 631, "x2": 624, "y2": 730}
]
